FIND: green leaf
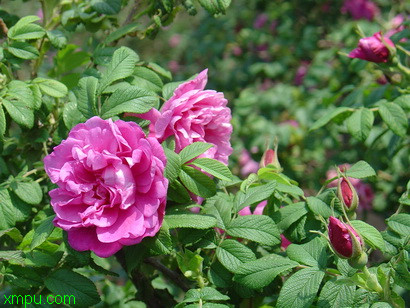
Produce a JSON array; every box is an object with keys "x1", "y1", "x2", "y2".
[
  {"x1": 179, "y1": 142, "x2": 214, "y2": 164},
  {"x1": 277, "y1": 267, "x2": 325, "y2": 308},
  {"x1": 101, "y1": 86, "x2": 157, "y2": 119},
  {"x1": 0, "y1": 105, "x2": 6, "y2": 137},
  {"x1": 34, "y1": 78, "x2": 68, "y2": 98},
  {"x1": 235, "y1": 181, "x2": 277, "y2": 212},
  {"x1": 198, "y1": 0, "x2": 231, "y2": 15},
  {"x1": 378, "y1": 102, "x2": 408, "y2": 137},
  {"x1": 216, "y1": 239, "x2": 256, "y2": 272},
  {"x1": 167, "y1": 179, "x2": 191, "y2": 203},
  {"x1": 2, "y1": 99, "x2": 34, "y2": 128},
  {"x1": 131, "y1": 67, "x2": 163, "y2": 93},
  {"x1": 387, "y1": 214, "x2": 410, "y2": 238},
  {"x1": 105, "y1": 22, "x2": 141, "y2": 44},
  {"x1": 76, "y1": 76, "x2": 99, "y2": 118},
  {"x1": 45, "y1": 269, "x2": 100, "y2": 306},
  {"x1": 272, "y1": 202, "x2": 309, "y2": 232},
  {"x1": 350, "y1": 220, "x2": 385, "y2": 252},
  {"x1": 8, "y1": 16, "x2": 45, "y2": 40},
  {"x1": 310, "y1": 107, "x2": 352, "y2": 131},
  {"x1": 11, "y1": 180, "x2": 42, "y2": 205},
  {"x1": 203, "y1": 193, "x2": 233, "y2": 230},
  {"x1": 346, "y1": 108, "x2": 374, "y2": 141},
  {"x1": 46, "y1": 30, "x2": 67, "y2": 49},
  {"x1": 163, "y1": 81, "x2": 184, "y2": 100},
  {"x1": 0, "y1": 227, "x2": 23, "y2": 242},
  {"x1": 287, "y1": 237, "x2": 327, "y2": 269},
  {"x1": 180, "y1": 165, "x2": 216, "y2": 198},
  {"x1": 30, "y1": 216, "x2": 55, "y2": 250},
  {"x1": 92, "y1": 0, "x2": 121, "y2": 15},
  {"x1": 0, "y1": 188, "x2": 31, "y2": 230},
  {"x1": 208, "y1": 261, "x2": 233, "y2": 288},
  {"x1": 8, "y1": 41, "x2": 39, "y2": 59},
  {"x1": 163, "y1": 148, "x2": 181, "y2": 183},
  {"x1": 143, "y1": 222, "x2": 172, "y2": 255},
  {"x1": 233, "y1": 254, "x2": 299, "y2": 289},
  {"x1": 345, "y1": 161, "x2": 376, "y2": 179},
  {"x1": 0, "y1": 250, "x2": 25, "y2": 264},
  {"x1": 30, "y1": 83, "x2": 42, "y2": 109},
  {"x1": 190, "y1": 158, "x2": 232, "y2": 181},
  {"x1": 394, "y1": 95, "x2": 410, "y2": 111},
  {"x1": 307, "y1": 196, "x2": 332, "y2": 219},
  {"x1": 317, "y1": 278, "x2": 356, "y2": 308},
  {"x1": 226, "y1": 215, "x2": 280, "y2": 246},
  {"x1": 165, "y1": 214, "x2": 217, "y2": 229},
  {"x1": 98, "y1": 47, "x2": 139, "y2": 94},
  {"x1": 63, "y1": 101, "x2": 86, "y2": 130},
  {"x1": 184, "y1": 287, "x2": 230, "y2": 302},
  {"x1": 393, "y1": 259, "x2": 410, "y2": 290}
]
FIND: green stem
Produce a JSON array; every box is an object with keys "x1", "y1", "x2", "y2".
[{"x1": 22, "y1": 166, "x2": 44, "y2": 178}]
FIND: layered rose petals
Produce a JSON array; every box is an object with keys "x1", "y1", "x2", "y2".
[
  {"x1": 44, "y1": 117, "x2": 168, "y2": 258},
  {"x1": 131, "y1": 69, "x2": 233, "y2": 165}
]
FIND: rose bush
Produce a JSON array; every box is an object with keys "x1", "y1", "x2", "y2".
[{"x1": 44, "y1": 117, "x2": 168, "y2": 257}]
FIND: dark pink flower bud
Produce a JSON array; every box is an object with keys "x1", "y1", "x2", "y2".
[
  {"x1": 328, "y1": 217, "x2": 363, "y2": 258},
  {"x1": 349, "y1": 32, "x2": 395, "y2": 63},
  {"x1": 280, "y1": 234, "x2": 292, "y2": 250},
  {"x1": 338, "y1": 176, "x2": 359, "y2": 212}
]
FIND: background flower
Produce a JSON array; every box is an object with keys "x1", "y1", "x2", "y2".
[{"x1": 44, "y1": 117, "x2": 168, "y2": 257}]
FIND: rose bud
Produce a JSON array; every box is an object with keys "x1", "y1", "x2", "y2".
[
  {"x1": 260, "y1": 144, "x2": 282, "y2": 172},
  {"x1": 328, "y1": 217, "x2": 364, "y2": 259},
  {"x1": 349, "y1": 32, "x2": 395, "y2": 63},
  {"x1": 338, "y1": 176, "x2": 359, "y2": 212}
]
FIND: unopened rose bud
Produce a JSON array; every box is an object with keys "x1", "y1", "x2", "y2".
[
  {"x1": 328, "y1": 216, "x2": 364, "y2": 259},
  {"x1": 338, "y1": 176, "x2": 359, "y2": 212},
  {"x1": 349, "y1": 32, "x2": 395, "y2": 63},
  {"x1": 260, "y1": 147, "x2": 282, "y2": 172}
]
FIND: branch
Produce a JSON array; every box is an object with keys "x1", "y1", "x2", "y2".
[{"x1": 144, "y1": 257, "x2": 191, "y2": 291}]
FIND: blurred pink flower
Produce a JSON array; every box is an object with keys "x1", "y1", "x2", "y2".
[
  {"x1": 232, "y1": 45, "x2": 243, "y2": 56},
  {"x1": 294, "y1": 61, "x2": 310, "y2": 86},
  {"x1": 168, "y1": 60, "x2": 180, "y2": 73},
  {"x1": 239, "y1": 149, "x2": 259, "y2": 177},
  {"x1": 386, "y1": 15, "x2": 407, "y2": 40},
  {"x1": 169, "y1": 34, "x2": 182, "y2": 48},
  {"x1": 349, "y1": 32, "x2": 394, "y2": 63},
  {"x1": 341, "y1": 0, "x2": 380, "y2": 21},
  {"x1": 281, "y1": 120, "x2": 299, "y2": 128},
  {"x1": 44, "y1": 117, "x2": 168, "y2": 257},
  {"x1": 254, "y1": 13, "x2": 268, "y2": 29}
]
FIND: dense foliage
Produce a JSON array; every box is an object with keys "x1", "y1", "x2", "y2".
[{"x1": 0, "y1": 0, "x2": 409, "y2": 307}]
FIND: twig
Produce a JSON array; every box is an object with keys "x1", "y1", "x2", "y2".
[
  {"x1": 144, "y1": 257, "x2": 190, "y2": 291},
  {"x1": 0, "y1": 18, "x2": 8, "y2": 37},
  {"x1": 123, "y1": 0, "x2": 141, "y2": 26}
]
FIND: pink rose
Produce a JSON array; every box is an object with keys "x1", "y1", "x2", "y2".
[
  {"x1": 44, "y1": 117, "x2": 168, "y2": 257},
  {"x1": 294, "y1": 61, "x2": 310, "y2": 86},
  {"x1": 341, "y1": 0, "x2": 380, "y2": 21},
  {"x1": 132, "y1": 69, "x2": 233, "y2": 165},
  {"x1": 349, "y1": 32, "x2": 395, "y2": 63}
]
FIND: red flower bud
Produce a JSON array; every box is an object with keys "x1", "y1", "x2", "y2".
[
  {"x1": 260, "y1": 147, "x2": 282, "y2": 171},
  {"x1": 338, "y1": 176, "x2": 359, "y2": 212},
  {"x1": 328, "y1": 217, "x2": 363, "y2": 259},
  {"x1": 349, "y1": 32, "x2": 395, "y2": 63}
]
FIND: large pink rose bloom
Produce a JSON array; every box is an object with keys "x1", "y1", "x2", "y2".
[
  {"x1": 134, "y1": 69, "x2": 233, "y2": 165},
  {"x1": 44, "y1": 117, "x2": 168, "y2": 257},
  {"x1": 341, "y1": 0, "x2": 379, "y2": 21}
]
